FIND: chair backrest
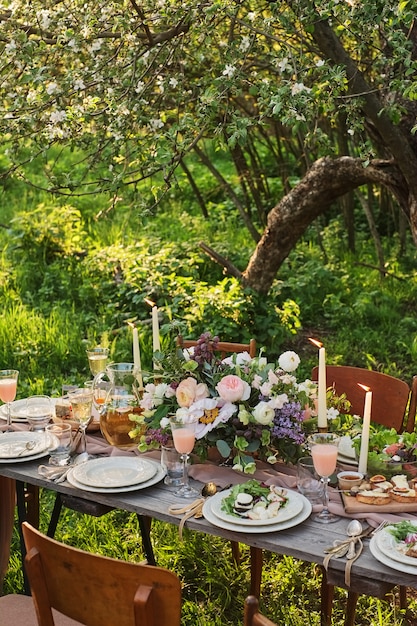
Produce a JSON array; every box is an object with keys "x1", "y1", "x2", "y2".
[
  {"x1": 244, "y1": 596, "x2": 278, "y2": 626},
  {"x1": 22, "y1": 522, "x2": 181, "y2": 626},
  {"x1": 177, "y1": 335, "x2": 257, "y2": 359},
  {"x1": 311, "y1": 365, "x2": 416, "y2": 433}
]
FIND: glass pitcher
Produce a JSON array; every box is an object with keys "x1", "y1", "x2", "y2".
[{"x1": 93, "y1": 362, "x2": 142, "y2": 449}]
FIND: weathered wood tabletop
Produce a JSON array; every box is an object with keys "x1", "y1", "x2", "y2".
[{"x1": 1, "y1": 458, "x2": 416, "y2": 597}]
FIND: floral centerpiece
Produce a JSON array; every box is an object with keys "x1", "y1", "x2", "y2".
[{"x1": 129, "y1": 332, "x2": 319, "y2": 473}]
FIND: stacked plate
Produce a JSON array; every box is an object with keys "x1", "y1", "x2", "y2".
[
  {"x1": 66, "y1": 457, "x2": 165, "y2": 493},
  {"x1": 0, "y1": 399, "x2": 31, "y2": 423},
  {"x1": 202, "y1": 488, "x2": 312, "y2": 533},
  {"x1": 0, "y1": 431, "x2": 51, "y2": 463},
  {"x1": 370, "y1": 522, "x2": 417, "y2": 574},
  {"x1": 338, "y1": 435, "x2": 358, "y2": 466}
]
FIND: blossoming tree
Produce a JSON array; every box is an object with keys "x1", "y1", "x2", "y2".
[{"x1": 1, "y1": 0, "x2": 416, "y2": 293}]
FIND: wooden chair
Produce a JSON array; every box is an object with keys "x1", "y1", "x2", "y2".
[
  {"x1": 177, "y1": 335, "x2": 257, "y2": 359},
  {"x1": 312, "y1": 365, "x2": 417, "y2": 626},
  {"x1": 244, "y1": 595, "x2": 278, "y2": 626},
  {"x1": 312, "y1": 365, "x2": 417, "y2": 432},
  {"x1": 1, "y1": 521, "x2": 181, "y2": 626}
]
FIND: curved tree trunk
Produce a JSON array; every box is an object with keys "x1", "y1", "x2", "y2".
[{"x1": 241, "y1": 156, "x2": 410, "y2": 293}]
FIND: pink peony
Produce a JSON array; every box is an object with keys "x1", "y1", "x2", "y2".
[
  {"x1": 216, "y1": 374, "x2": 251, "y2": 403},
  {"x1": 176, "y1": 377, "x2": 209, "y2": 408}
]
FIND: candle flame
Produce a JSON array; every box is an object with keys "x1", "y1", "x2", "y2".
[
  {"x1": 358, "y1": 383, "x2": 371, "y2": 392},
  {"x1": 308, "y1": 337, "x2": 322, "y2": 349},
  {"x1": 144, "y1": 298, "x2": 155, "y2": 308}
]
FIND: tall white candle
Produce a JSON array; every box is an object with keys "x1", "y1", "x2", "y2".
[
  {"x1": 309, "y1": 338, "x2": 327, "y2": 430},
  {"x1": 151, "y1": 306, "x2": 161, "y2": 354},
  {"x1": 317, "y1": 345, "x2": 327, "y2": 429},
  {"x1": 358, "y1": 385, "x2": 372, "y2": 475},
  {"x1": 132, "y1": 326, "x2": 143, "y2": 388}
]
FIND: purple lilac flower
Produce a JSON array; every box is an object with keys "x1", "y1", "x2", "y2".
[
  {"x1": 271, "y1": 401, "x2": 305, "y2": 445},
  {"x1": 144, "y1": 428, "x2": 171, "y2": 447}
]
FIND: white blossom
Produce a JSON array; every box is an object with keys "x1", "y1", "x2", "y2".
[
  {"x1": 149, "y1": 118, "x2": 164, "y2": 130},
  {"x1": 46, "y1": 82, "x2": 59, "y2": 95},
  {"x1": 222, "y1": 64, "x2": 236, "y2": 78},
  {"x1": 291, "y1": 82, "x2": 311, "y2": 96},
  {"x1": 5, "y1": 40, "x2": 17, "y2": 55},
  {"x1": 240, "y1": 36, "x2": 251, "y2": 52},
  {"x1": 169, "y1": 77, "x2": 178, "y2": 88},
  {"x1": 38, "y1": 10, "x2": 51, "y2": 30},
  {"x1": 316, "y1": 59, "x2": 325, "y2": 67},
  {"x1": 73, "y1": 79, "x2": 85, "y2": 91},
  {"x1": 277, "y1": 57, "x2": 290, "y2": 72}
]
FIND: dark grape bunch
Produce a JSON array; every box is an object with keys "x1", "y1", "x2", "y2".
[{"x1": 191, "y1": 332, "x2": 220, "y2": 366}]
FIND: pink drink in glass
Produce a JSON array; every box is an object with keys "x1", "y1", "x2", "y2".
[
  {"x1": 311, "y1": 444, "x2": 338, "y2": 477},
  {"x1": 0, "y1": 379, "x2": 17, "y2": 403},
  {"x1": 172, "y1": 427, "x2": 195, "y2": 454}
]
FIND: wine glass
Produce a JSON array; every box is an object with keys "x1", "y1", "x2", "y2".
[
  {"x1": 170, "y1": 416, "x2": 200, "y2": 498},
  {"x1": 26, "y1": 395, "x2": 53, "y2": 431},
  {"x1": 68, "y1": 388, "x2": 94, "y2": 456},
  {"x1": 308, "y1": 433, "x2": 340, "y2": 523},
  {"x1": 0, "y1": 370, "x2": 19, "y2": 430},
  {"x1": 86, "y1": 347, "x2": 109, "y2": 377}
]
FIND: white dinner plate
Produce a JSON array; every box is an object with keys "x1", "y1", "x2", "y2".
[
  {"x1": 376, "y1": 525, "x2": 417, "y2": 568},
  {"x1": 66, "y1": 460, "x2": 165, "y2": 493},
  {"x1": 0, "y1": 431, "x2": 49, "y2": 460},
  {"x1": 72, "y1": 456, "x2": 157, "y2": 488},
  {"x1": 210, "y1": 487, "x2": 304, "y2": 526},
  {"x1": 203, "y1": 492, "x2": 312, "y2": 534},
  {"x1": 370, "y1": 535, "x2": 417, "y2": 575},
  {"x1": 0, "y1": 397, "x2": 59, "y2": 423}
]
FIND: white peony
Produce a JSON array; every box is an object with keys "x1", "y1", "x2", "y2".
[{"x1": 278, "y1": 351, "x2": 300, "y2": 372}]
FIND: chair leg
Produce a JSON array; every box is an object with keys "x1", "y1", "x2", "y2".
[
  {"x1": 320, "y1": 568, "x2": 334, "y2": 626},
  {"x1": 249, "y1": 547, "x2": 262, "y2": 598},
  {"x1": 345, "y1": 592, "x2": 359, "y2": 626}
]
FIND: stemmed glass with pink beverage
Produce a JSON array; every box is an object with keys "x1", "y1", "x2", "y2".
[
  {"x1": 170, "y1": 416, "x2": 200, "y2": 499},
  {"x1": 0, "y1": 370, "x2": 19, "y2": 430},
  {"x1": 308, "y1": 433, "x2": 340, "y2": 523}
]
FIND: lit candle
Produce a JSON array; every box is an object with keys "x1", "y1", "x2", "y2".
[
  {"x1": 131, "y1": 324, "x2": 143, "y2": 389},
  {"x1": 358, "y1": 384, "x2": 372, "y2": 475},
  {"x1": 309, "y1": 338, "x2": 327, "y2": 430}
]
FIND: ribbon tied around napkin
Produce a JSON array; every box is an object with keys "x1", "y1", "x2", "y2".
[{"x1": 168, "y1": 499, "x2": 206, "y2": 540}]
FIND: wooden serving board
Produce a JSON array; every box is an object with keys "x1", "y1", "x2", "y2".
[{"x1": 341, "y1": 491, "x2": 417, "y2": 514}]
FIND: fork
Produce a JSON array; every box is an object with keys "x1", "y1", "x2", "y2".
[{"x1": 371, "y1": 520, "x2": 389, "y2": 535}]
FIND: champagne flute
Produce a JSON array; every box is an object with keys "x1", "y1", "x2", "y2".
[
  {"x1": 0, "y1": 370, "x2": 19, "y2": 430},
  {"x1": 170, "y1": 416, "x2": 200, "y2": 498},
  {"x1": 308, "y1": 433, "x2": 340, "y2": 523},
  {"x1": 86, "y1": 347, "x2": 109, "y2": 377},
  {"x1": 68, "y1": 388, "x2": 94, "y2": 456}
]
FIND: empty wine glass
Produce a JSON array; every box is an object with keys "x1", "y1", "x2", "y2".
[
  {"x1": 68, "y1": 388, "x2": 94, "y2": 456},
  {"x1": 170, "y1": 416, "x2": 199, "y2": 498},
  {"x1": 26, "y1": 395, "x2": 53, "y2": 431},
  {"x1": 0, "y1": 370, "x2": 19, "y2": 430},
  {"x1": 308, "y1": 433, "x2": 340, "y2": 523}
]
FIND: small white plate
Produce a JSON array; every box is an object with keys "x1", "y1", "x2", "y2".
[
  {"x1": 72, "y1": 457, "x2": 157, "y2": 488},
  {"x1": 370, "y1": 535, "x2": 417, "y2": 574},
  {"x1": 376, "y1": 525, "x2": 417, "y2": 568},
  {"x1": 66, "y1": 460, "x2": 165, "y2": 493},
  {"x1": 203, "y1": 493, "x2": 312, "y2": 534},
  {"x1": 0, "y1": 431, "x2": 49, "y2": 460},
  {"x1": 210, "y1": 487, "x2": 304, "y2": 526}
]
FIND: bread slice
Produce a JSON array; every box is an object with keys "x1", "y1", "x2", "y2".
[
  {"x1": 391, "y1": 474, "x2": 409, "y2": 489},
  {"x1": 391, "y1": 488, "x2": 417, "y2": 503},
  {"x1": 371, "y1": 481, "x2": 393, "y2": 493},
  {"x1": 356, "y1": 490, "x2": 392, "y2": 506}
]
